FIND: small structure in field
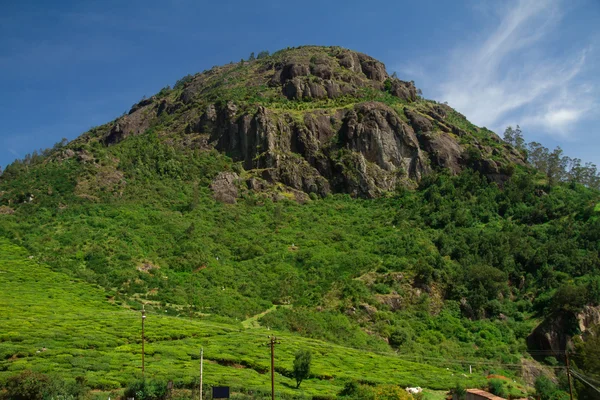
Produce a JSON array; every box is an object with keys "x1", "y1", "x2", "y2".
[{"x1": 452, "y1": 389, "x2": 506, "y2": 400}]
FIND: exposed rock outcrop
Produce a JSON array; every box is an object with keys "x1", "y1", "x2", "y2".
[
  {"x1": 103, "y1": 103, "x2": 154, "y2": 145},
  {"x1": 187, "y1": 100, "x2": 436, "y2": 197},
  {"x1": 97, "y1": 46, "x2": 527, "y2": 198},
  {"x1": 172, "y1": 93, "x2": 525, "y2": 197},
  {"x1": 210, "y1": 172, "x2": 240, "y2": 204},
  {"x1": 527, "y1": 305, "x2": 600, "y2": 355},
  {"x1": 578, "y1": 305, "x2": 600, "y2": 337}
]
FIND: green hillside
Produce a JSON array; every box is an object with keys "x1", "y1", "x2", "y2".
[
  {"x1": 0, "y1": 238, "x2": 483, "y2": 398},
  {"x1": 1, "y1": 45, "x2": 599, "y2": 399}
]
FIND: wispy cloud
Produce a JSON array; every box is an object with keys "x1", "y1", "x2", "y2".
[
  {"x1": 435, "y1": 0, "x2": 597, "y2": 137},
  {"x1": 393, "y1": 62, "x2": 426, "y2": 81}
]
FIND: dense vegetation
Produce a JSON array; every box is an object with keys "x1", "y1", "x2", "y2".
[
  {"x1": 503, "y1": 125, "x2": 600, "y2": 189},
  {"x1": 1, "y1": 138, "x2": 598, "y2": 397},
  {"x1": 0, "y1": 238, "x2": 483, "y2": 399},
  {"x1": 1, "y1": 45, "x2": 599, "y2": 398}
]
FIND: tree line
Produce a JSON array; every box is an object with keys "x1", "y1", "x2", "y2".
[
  {"x1": 503, "y1": 125, "x2": 600, "y2": 189},
  {"x1": 0, "y1": 138, "x2": 69, "y2": 177}
]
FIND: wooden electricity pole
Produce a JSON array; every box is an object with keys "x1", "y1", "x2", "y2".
[
  {"x1": 199, "y1": 347, "x2": 203, "y2": 400},
  {"x1": 270, "y1": 337, "x2": 275, "y2": 400},
  {"x1": 565, "y1": 351, "x2": 574, "y2": 400},
  {"x1": 265, "y1": 336, "x2": 280, "y2": 400},
  {"x1": 142, "y1": 306, "x2": 146, "y2": 378}
]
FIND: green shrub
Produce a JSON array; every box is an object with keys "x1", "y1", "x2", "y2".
[
  {"x1": 488, "y1": 378, "x2": 508, "y2": 398},
  {"x1": 292, "y1": 348, "x2": 312, "y2": 388},
  {"x1": 257, "y1": 50, "x2": 270, "y2": 59},
  {"x1": 4, "y1": 370, "x2": 53, "y2": 400},
  {"x1": 452, "y1": 383, "x2": 466, "y2": 400},
  {"x1": 3, "y1": 371, "x2": 87, "y2": 400},
  {"x1": 383, "y1": 79, "x2": 393, "y2": 93},
  {"x1": 174, "y1": 74, "x2": 194, "y2": 89},
  {"x1": 535, "y1": 375, "x2": 557, "y2": 400},
  {"x1": 338, "y1": 380, "x2": 360, "y2": 397},
  {"x1": 123, "y1": 379, "x2": 168, "y2": 400}
]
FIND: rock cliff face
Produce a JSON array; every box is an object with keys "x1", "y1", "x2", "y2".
[
  {"x1": 189, "y1": 101, "x2": 431, "y2": 197},
  {"x1": 527, "y1": 305, "x2": 600, "y2": 355},
  {"x1": 95, "y1": 46, "x2": 526, "y2": 198}
]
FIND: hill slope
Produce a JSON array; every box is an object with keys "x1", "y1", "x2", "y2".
[
  {"x1": 1, "y1": 45, "x2": 599, "y2": 398},
  {"x1": 0, "y1": 238, "x2": 482, "y2": 398}
]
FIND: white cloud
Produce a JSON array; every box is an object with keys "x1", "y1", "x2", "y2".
[
  {"x1": 434, "y1": 0, "x2": 597, "y2": 138},
  {"x1": 545, "y1": 109, "x2": 581, "y2": 126}
]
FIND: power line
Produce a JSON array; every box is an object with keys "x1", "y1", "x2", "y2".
[
  {"x1": 565, "y1": 352, "x2": 574, "y2": 400},
  {"x1": 570, "y1": 369, "x2": 600, "y2": 394},
  {"x1": 1, "y1": 298, "x2": 589, "y2": 375},
  {"x1": 572, "y1": 369, "x2": 600, "y2": 387}
]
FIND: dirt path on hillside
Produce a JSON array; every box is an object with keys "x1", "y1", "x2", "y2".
[{"x1": 242, "y1": 305, "x2": 291, "y2": 328}]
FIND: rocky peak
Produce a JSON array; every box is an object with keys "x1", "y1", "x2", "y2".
[{"x1": 91, "y1": 45, "x2": 526, "y2": 199}]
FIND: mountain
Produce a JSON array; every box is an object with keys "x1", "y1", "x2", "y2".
[
  {"x1": 1, "y1": 46, "x2": 599, "y2": 399},
  {"x1": 73, "y1": 45, "x2": 523, "y2": 199}
]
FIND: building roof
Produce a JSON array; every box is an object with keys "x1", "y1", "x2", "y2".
[{"x1": 466, "y1": 389, "x2": 506, "y2": 400}]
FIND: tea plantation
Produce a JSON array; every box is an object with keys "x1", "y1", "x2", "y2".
[{"x1": 0, "y1": 238, "x2": 483, "y2": 398}]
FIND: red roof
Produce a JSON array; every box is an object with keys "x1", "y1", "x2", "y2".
[{"x1": 466, "y1": 389, "x2": 506, "y2": 400}]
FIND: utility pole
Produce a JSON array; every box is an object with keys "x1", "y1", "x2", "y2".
[
  {"x1": 264, "y1": 336, "x2": 280, "y2": 400},
  {"x1": 270, "y1": 337, "x2": 275, "y2": 400},
  {"x1": 142, "y1": 305, "x2": 146, "y2": 378},
  {"x1": 565, "y1": 351, "x2": 574, "y2": 400},
  {"x1": 199, "y1": 347, "x2": 203, "y2": 400}
]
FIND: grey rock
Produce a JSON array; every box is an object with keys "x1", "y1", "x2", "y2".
[
  {"x1": 210, "y1": 172, "x2": 240, "y2": 204},
  {"x1": 527, "y1": 305, "x2": 600, "y2": 355},
  {"x1": 357, "y1": 53, "x2": 387, "y2": 82},
  {"x1": 310, "y1": 63, "x2": 333, "y2": 80},
  {"x1": 280, "y1": 63, "x2": 310, "y2": 82},
  {"x1": 406, "y1": 109, "x2": 434, "y2": 133},
  {"x1": 336, "y1": 51, "x2": 362, "y2": 73},
  {"x1": 390, "y1": 80, "x2": 417, "y2": 102}
]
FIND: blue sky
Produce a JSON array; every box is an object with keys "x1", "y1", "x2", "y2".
[{"x1": 1, "y1": 0, "x2": 599, "y2": 169}]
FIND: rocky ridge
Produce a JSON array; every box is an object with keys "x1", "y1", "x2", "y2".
[{"x1": 81, "y1": 46, "x2": 525, "y2": 198}]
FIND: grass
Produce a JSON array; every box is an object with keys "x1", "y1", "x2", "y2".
[
  {"x1": 420, "y1": 389, "x2": 447, "y2": 400},
  {"x1": 1, "y1": 238, "x2": 484, "y2": 397}
]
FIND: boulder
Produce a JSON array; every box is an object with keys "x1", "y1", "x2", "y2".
[
  {"x1": 417, "y1": 132, "x2": 463, "y2": 174},
  {"x1": 339, "y1": 102, "x2": 428, "y2": 179},
  {"x1": 128, "y1": 97, "x2": 154, "y2": 114},
  {"x1": 405, "y1": 109, "x2": 434, "y2": 133},
  {"x1": 283, "y1": 78, "x2": 328, "y2": 100},
  {"x1": 336, "y1": 51, "x2": 362, "y2": 73},
  {"x1": 527, "y1": 305, "x2": 600, "y2": 355},
  {"x1": 103, "y1": 102, "x2": 154, "y2": 145},
  {"x1": 310, "y1": 63, "x2": 333, "y2": 80},
  {"x1": 357, "y1": 53, "x2": 387, "y2": 81},
  {"x1": 280, "y1": 63, "x2": 310, "y2": 82},
  {"x1": 210, "y1": 172, "x2": 240, "y2": 204}
]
